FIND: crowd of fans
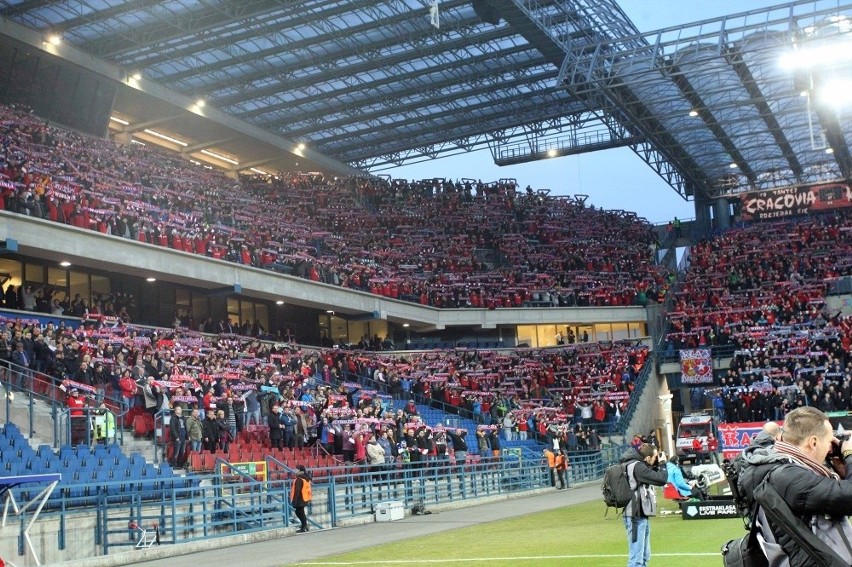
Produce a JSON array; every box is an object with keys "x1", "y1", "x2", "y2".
[
  {"x1": 664, "y1": 212, "x2": 852, "y2": 422},
  {"x1": 0, "y1": 284, "x2": 136, "y2": 322},
  {"x1": 0, "y1": 103, "x2": 670, "y2": 312},
  {"x1": 0, "y1": 311, "x2": 648, "y2": 465}
]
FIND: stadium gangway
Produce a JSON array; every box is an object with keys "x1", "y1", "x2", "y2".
[
  {"x1": 1, "y1": 359, "x2": 127, "y2": 447},
  {"x1": 56, "y1": 406, "x2": 121, "y2": 449}
]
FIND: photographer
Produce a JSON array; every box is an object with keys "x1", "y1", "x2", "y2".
[
  {"x1": 738, "y1": 407, "x2": 852, "y2": 566},
  {"x1": 620, "y1": 442, "x2": 668, "y2": 567}
]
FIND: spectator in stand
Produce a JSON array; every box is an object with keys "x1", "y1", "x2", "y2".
[
  {"x1": 202, "y1": 408, "x2": 219, "y2": 452},
  {"x1": 10, "y1": 341, "x2": 30, "y2": 390},
  {"x1": 67, "y1": 388, "x2": 88, "y2": 445},
  {"x1": 185, "y1": 407, "x2": 203, "y2": 453},
  {"x1": 366, "y1": 433, "x2": 385, "y2": 475},
  {"x1": 268, "y1": 405, "x2": 284, "y2": 450},
  {"x1": 169, "y1": 405, "x2": 188, "y2": 468}
]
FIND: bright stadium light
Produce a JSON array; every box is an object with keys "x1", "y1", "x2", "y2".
[
  {"x1": 143, "y1": 129, "x2": 188, "y2": 147},
  {"x1": 688, "y1": 109, "x2": 699, "y2": 117},
  {"x1": 779, "y1": 41, "x2": 852, "y2": 70},
  {"x1": 200, "y1": 149, "x2": 238, "y2": 165},
  {"x1": 818, "y1": 79, "x2": 852, "y2": 110}
]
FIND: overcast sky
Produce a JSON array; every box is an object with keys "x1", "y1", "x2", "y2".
[{"x1": 387, "y1": 0, "x2": 783, "y2": 225}]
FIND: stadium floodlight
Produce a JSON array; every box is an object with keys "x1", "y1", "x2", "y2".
[
  {"x1": 146, "y1": 277, "x2": 156, "y2": 282},
  {"x1": 59, "y1": 261, "x2": 71, "y2": 267},
  {"x1": 200, "y1": 149, "x2": 239, "y2": 165},
  {"x1": 817, "y1": 78, "x2": 852, "y2": 110},
  {"x1": 729, "y1": 163, "x2": 738, "y2": 169},
  {"x1": 45, "y1": 33, "x2": 61, "y2": 46},
  {"x1": 195, "y1": 99, "x2": 206, "y2": 108},
  {"x1": 276, "y1": 300, "x2": 284, "y2": 305},
  {"x1": 826, "y1": 147, "x2": 835, "y2": 154},
  {"x1": 110, "y1": 116, "x2": 130, "y2": 126},
  {"x1": 297, "y1": 142, "x2": 306, "y2": 151},
  {"x1": 547, "y1": 149, "x2": 557, "y2": 157},
  {"x1": 688, "y1": 109, "x2": 699, "y2": 117},
  {"x1": 430, "y1": 0, "x2": 440, "y2": 29},
  {"x1": 143, "y1": 129, "x2": 188, "y2": 147},
  {"x1": 130, "y1": 71, "x2": 142, "y2": 81},
  {"x1": 778, "y1": 41, "x2": 852, "y2": 70}
]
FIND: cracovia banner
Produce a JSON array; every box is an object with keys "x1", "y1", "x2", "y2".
[{"x1": 740, "y1": 183, "x2": 851, "y2": 221}]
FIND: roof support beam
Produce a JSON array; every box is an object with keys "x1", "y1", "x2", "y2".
[
  {"x1": 667, "y1": 63, "x2": 758, "y2": 188},
  {"x1": 725, "y1": 45, "x2": 803, "y2": 182},
  {"x1": 182, "y1": 137, "x2": 240, "y2": 154},
  {"x1": 211, "y1": 26, "x2": 510, "y2": 109},
  {"x1": 156, "y1": 0, "x2": 474, "y2": 86},
  {"x1": 123, "y1": 114, "x2": 186, "y2": 133},
  {"x1": 237, "y1": 42, "x2": 534, "y2": 122},
  {"x1": 264, "y1": 56, "x2": 552, "y2": 135}
]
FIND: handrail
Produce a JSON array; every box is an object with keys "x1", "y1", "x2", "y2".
[
  {"x1": 1, "y1": 358, "x2": 127, "y2": 446},
  {"x1": 55, "y1": 406, "x2": 120, "y2": 447}
]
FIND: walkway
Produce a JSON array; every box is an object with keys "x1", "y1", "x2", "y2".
[{"x1": 98, "y1": 484, "x2": 601, "y2": 567}]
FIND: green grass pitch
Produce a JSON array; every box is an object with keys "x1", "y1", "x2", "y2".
[{"x1": 295, "y1": 498, "x2": 744, "y2": 566}]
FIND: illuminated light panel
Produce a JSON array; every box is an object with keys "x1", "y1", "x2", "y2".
[{"x1": 200, "y1": 149, "x2": 238, "y2": 165}]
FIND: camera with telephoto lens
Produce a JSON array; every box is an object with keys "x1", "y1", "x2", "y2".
[{"x1": 830, "y1": 430, "x2": 850, "y2": 461}]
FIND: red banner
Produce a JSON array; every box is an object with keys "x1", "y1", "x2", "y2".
[
  {"x1": 740, "y1": 183, "x2": 852, "y2": 221},
  {"x1": 680, "y1": 348, "x2": 713, "y2": 385}
]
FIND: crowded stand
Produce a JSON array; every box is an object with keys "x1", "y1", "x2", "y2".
[
  {"x1": 663, "y1": 212, "x2": 852, "y2": 420},
  {"x1": 0, "y1": 312, "x2": 648, "y2": 478},
  {"x1": 0, "y1": 103, "x2": 670, "y2": 311}
]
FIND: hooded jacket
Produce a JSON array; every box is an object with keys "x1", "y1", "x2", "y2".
[
  {"x1": 619, "y1": 447, "x2": 668, "y2": 518},
  {"x1": 739, "y1": 441, "x2": 852, "y2": 567}
]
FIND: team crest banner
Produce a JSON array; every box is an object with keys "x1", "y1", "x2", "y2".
[{"x1": 680, "y1": 349, "x2": 713, "y2": 385}]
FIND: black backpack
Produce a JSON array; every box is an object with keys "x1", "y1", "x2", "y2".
[
  {"x1": 602, "y1": 461, "x2": 638, "y2": 513},
  {"x1": 721, "y1": 470, "x2": 849, "y2": 567}
]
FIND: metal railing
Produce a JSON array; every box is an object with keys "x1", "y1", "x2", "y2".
[
  {"x1": 2, "y1": 431, "x2": 626, "y2": 563},
  {"x1": 0, "y1": 360, "x2": 127, "y2": 446}
]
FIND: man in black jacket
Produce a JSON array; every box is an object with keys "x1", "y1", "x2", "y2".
[
  {"x1": 738, "y1": 407, "x2": 852, "y2": 566},
  {"x1": 621, "y1": 443, "x2": 668, "y2": 567}
]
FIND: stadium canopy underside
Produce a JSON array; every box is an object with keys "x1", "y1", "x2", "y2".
[{"x1": 0, "y1": 0, "x2": 849, "y2": 201}]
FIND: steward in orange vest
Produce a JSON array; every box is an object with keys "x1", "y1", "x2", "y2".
[{"x1": 290, "y1": 465, "x2": 312, "y2": 532}]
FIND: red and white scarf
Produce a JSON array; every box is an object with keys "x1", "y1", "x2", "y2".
[{"x1": 774, "y1": 440, "x2": 839, "y2": 480}]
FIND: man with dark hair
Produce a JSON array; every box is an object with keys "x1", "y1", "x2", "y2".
[
  {"x1": 290, "y1": 464, "x2": 312, "y2": 533},
  {"x1": 620, "y1": 442, "x2": 668, "y2": 567},
  {"x1": 738, "y1": 407, "x2": 852, "y2": 565}
]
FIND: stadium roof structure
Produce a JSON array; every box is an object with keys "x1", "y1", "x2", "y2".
[{"x1": 0, "y1": 0, "x2": 849, "y2": 201}]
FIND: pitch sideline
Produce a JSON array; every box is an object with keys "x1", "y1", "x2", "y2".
[{"x1": 296, "y1": 552, "x2": 720, "y2": 565}]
